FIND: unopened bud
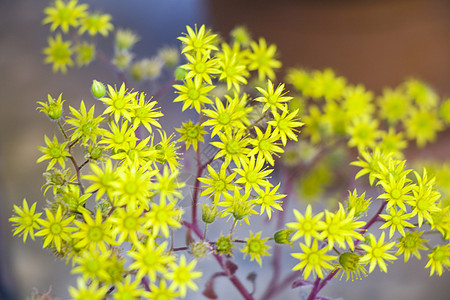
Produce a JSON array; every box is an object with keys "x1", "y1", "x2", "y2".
[
  {"x1": 201, "y1": 204, "x2": 218, "y2": 224},
  {"x1": 174, "y1": 66, "x2": 187, "y2": 81},
  {"x1": 91, "y1": 80, "x2": 106, "y2": 98},
  {"x1": 190, "y1": 241, "x2": 212, "y2": 258},
  {"x1": 274, "y1": 229, "x2": 294, "y2": 246}
]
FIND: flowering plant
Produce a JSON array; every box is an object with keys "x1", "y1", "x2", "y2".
[{"x1": 10, "y1": 1, "x2": 450, "y2": 299}]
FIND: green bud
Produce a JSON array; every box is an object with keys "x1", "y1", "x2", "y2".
[
  {"x1": 91, "y1": 80, "x2": 106, "y2": 98},
  {"x1": 201, "y1": 204, "x2": 219, "y2": 224},
  {"x1": 89, "y1": 146, "x2": 103, "y2": 160},
  {"x1": 174, "y1": 66, "x2": 187, "y2": 81},
  {"x1": 274, "y1": 229, "x2": 294, "y2": 246},
  {"x1": 215, "y1": 235, "x2": 234, "y2": 256},
  {"x1": 190, "y1": 241, "x2": 212, "y2": 258},
  {"x1": 339, "y1": 252, "x2": 360, "y2": 272},
  {"x1": 37, "y1": 93, "x2": 64, "y2": 121}
]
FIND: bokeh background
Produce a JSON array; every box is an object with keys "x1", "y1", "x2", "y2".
[{"x1": 0, "y1": 0, "x2": 449, "y2": 299}]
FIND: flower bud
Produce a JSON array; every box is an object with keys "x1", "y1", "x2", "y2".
[
  {"x1": 274, "y1": 229, "x2": 294, "y2": 246},
  {"x1": 215, "y1": 235, "x2": 234, "y2": 256},
  {"x1": 89, "y1": 146, "x2": 103, "y2": 160},
  {"x1": 174, "y1": 66, "x2": 187, "y2": 81},
  {"x1": 201, "y1": 204, "x2": 218, "y2": 224},
  {"x1": 37, "y1": 93, "x2": 64, "y2": 121},
  {"x1": 339, "y1": 252, "x2": 360, "y2": 272},
  {"x1": 190, "y1": 241, "x2": 212, "y2": 258},
  {"x1": 91, "y1": 80, "x2": 106, "y2": 98}
]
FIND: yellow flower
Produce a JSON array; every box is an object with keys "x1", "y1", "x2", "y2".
[
  {"x1": 9, "y1": 199, "x2": 42, "y2": 242},
  {"x1": 425, "y1": 244, "x2": 450, "y2": 276},
  {"x1": 100, "y1": 83, "x2": 137, "y2": 123},
  {"x1": 255, "y1": 80, "x2": 293, "y2": 114},
  {"x1": 234, "y1": 155, "x2": 272, "y2": 193},
  {"x1": 247, "y1": 38, "x2": 281, "y2": 80},
  {"x1": 73, "y1": 210, "x2": 115, "y2": 252},
  {"x1": 84, "y1": 159, "x2": 119, "y2": 200},
  {"x1": 110, "y1": 206, "x2": 148, "y2": 244},
  {"x1": 182, "y1": 51, "x2": 220, "y2": 86},
  {"x1": 66, "y1": 100, "x2": 105, "y2": 145},
  {"x1": 211, "y1": 128, "x2": 250, "y2": 168},
  {"x1": 379, "y1": 207, "x2": 414, "y2": 238},
  {"x1": 203, "y1": 96, "x2": 247, "y2": 137},
  {"x1": 360, "y1": 232, "x2": 397, "y2": 273},
  {"x1": 268, "y1": 108, "x2": 303, "y2": 146},
  {"x1": 248, "y1": 125, "x2": 284, "y2": 166},
  {"x1": 43, "y1": 0, "x2": 88, "y2": 33},
  {"x1": 240, "y1": 231, "x2": 271, "y2": 266},
  {"x1": 113, "y1": 276, "x2": 151, "y2": 300},
  {"x1": 255, "y1": 183, "x2": 285, "y2": 220},
  {"x1": 286, "y1": 204, "x2": 323, "y2": 245},
  {"x1": 176, "y1": 120, "x2": 206, "y2": 151},
  {"x1": 131, "y1": 92, "x2": 163, "y2": 133},
  {"x1": 178, "y1": 24, "x2": 218, "y2": 56},
  {"x1": 79, "y1": 12, "x2": 113, "y2": 36},
  {"x1": 168, "y1": 255, "x2": 202, "y2": 297},
  {"x1": 72, "y1": 248, "x2": 110, "y2": 282},
  {"x1": 145, "y1": 197, "x2": 183, "y2": 238},
  {"x1": 43, "y1": 34, "x2": 74, "y2": 73},
  {"x1": 37, "y1": 135, "x2": 71, "y2": 170},
  {"x1": 128, "y1": 238, "x2": 174, "y2": 281},
  {"x1": 68, "y1": 277, "x2": 108, "y2": 300},
  {"x1": 198, "y1": 164, "x2": 236, "y2": 204},
  {"x1": 291, "y1": 239, "x2": 337, "y2": 279},
  {"x1": 173, "y1": 78, "x2": 214, "y2": 113},
  {"x1": 36, "y1": 206, "x2": 76, "y2": 252},
  {"x1": 395, "y1": 230, "x2": 427, "y2": 262}
]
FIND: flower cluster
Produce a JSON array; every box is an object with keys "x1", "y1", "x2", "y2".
[{"x1": 10, "y1": 2, "x2": 450, "y2": 299}]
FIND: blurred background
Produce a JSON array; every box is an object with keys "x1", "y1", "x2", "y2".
[{"x1": 0, "y1": 0, "x2": 449, "y2": 299}]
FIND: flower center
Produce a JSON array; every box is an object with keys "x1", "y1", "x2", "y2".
[
  {"x1": 113, "y1": 133, "x2": 125, "y2": 144},
  {"x1": 114, "y1": 98, "x2": 125, "y2": 109},
  {"x1": 88, "y1": 226, "x2": 104, "y2": 242},
  {"x1": 49, "y1": 147, "x2": 62, "y2": 158},
  {"x1": 123, "y1": 216, "x2": 138, "y2": 230},
  {"x1": 258, "y1": 139, "x2": 270, "y2": 151},
  {"x1": 302, "y1": 221, "x2": 312, "y2": 232},
  {"x1": 218, "y1": 112, "x2": 231, "y2": 125},
  {"x1": 246, "y1": 170, "x2": 258, "y2": 183},
  {"x1": 225, "y1": 139, "x2": 240, "y2": 155},
  {"x1": 124, "y1": 180, "x2": 138, "y2": 195},
  {"x1": 249, "y1": 240, "x2": 262, "y2": 252},
  {"x1": 194, "y1": 62, "x2": 206, "y2": 73},
  {"x1": 417, "y1": 198, "x2": 428, "y2": 211},
  {"x1": 156, "y1": 210, "x2": 169, "y2": 222},
  {"x1": 50, "y1": 223, "x2": 62, "y2": 235},
  {"x1": 188, "y1": 88, "x2": 200, "y2": 100},
  {"x1": 372, "y1": 247, "x2": 382, "y2": 258},
  {"x1": 187, "y1": 127, "x2": 199, "y2": 138},
  {"x1": 82, "y1": 122, "x2": 95, "y2": 135},
  {"x1": 214, "y1": 180, "x2": 226, "y2": 191},
  {"x1": 391, "y1": 189, "x2": 401, "y2": 200},
  {"x1": 308, "y1": 253, "x2": 320, "y2": 265}
]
